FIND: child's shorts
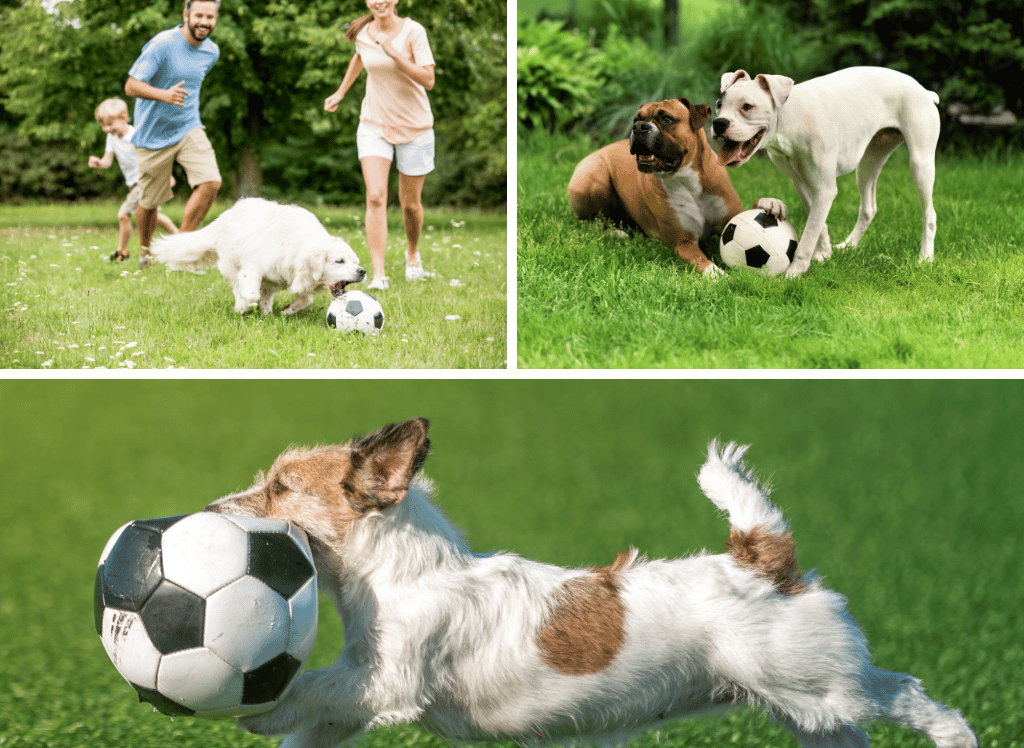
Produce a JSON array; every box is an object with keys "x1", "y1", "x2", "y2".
[
  {"x1": 119, "y1": 184, "x2": 166, "y2": 218},
  {"x1": 356, "y1": 123, "x2": 435, "y2": 176},
  {"x1": 118, "y1": 182, "x2": 143, "y2": 217}
]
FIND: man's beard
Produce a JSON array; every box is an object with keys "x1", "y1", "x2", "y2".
[{"x1": 188, "y1": 20, "x2": 212, "y2": 40}]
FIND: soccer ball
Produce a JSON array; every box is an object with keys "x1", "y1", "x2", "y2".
[
  {"x1": 94, "y1": 513, "x2": 318, "y2": 719},
  {"x1": 327, "y1": 290, "x2": 384, "y2": 334},
  {"x1": 720, "y1": 209, "x2": 799, "y2": 276}
]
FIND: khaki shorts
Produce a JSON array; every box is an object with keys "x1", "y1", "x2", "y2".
[
  {"x1": 135, "y1": 127, "x2": 221, "y2": 210},
  {"x1": 119, "y1": 183, "x2": 168, "y2": 218},
  {"x1": 118, "y1": 182, "x2": 143, "y2": 216}
]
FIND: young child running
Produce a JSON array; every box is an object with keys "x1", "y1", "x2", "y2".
[{"x1": 88, "y1": 97, "x2": 178, "y2": 262}]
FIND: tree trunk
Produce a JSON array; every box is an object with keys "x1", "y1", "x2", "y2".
[
  {"x1": 236, "y1": 144, "x2": 262, "y2": 197},
  {"x1": 664, "y1": 0, "x2": 678, "y2": 46}
]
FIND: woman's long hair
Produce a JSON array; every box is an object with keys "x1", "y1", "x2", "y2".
[{"x1": 344, "y1": 14, "x2": 374, "y2": 42}]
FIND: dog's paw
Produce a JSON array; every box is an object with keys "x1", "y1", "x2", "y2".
[
  {"x1": 785, "y1": 259, "x2": 810, "y2": 278},
  {"x1": 701, "y1": 263, "x2": 726, "y2": 280},
  {"x1": 753, "y1": 198, "x2": 788, "y2": 220}
]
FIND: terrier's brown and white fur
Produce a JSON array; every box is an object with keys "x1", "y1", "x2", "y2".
[{"x1": 205, "y1": 418, "x2": 977, "y2": 748}]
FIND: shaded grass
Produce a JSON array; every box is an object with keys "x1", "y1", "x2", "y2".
[
  {"x1": 0, "y1": 201, "x2": 506, "y2": 369},
  {"x1": 517, "y1": 132, "x2": 1024, "y2": 368},
  {"x1": 0, "y1": 380, "x2": 1019, "y2": 748}
]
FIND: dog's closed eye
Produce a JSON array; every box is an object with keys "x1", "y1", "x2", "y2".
[{"x1": 335, "y1": 258, "x2": 346, "y2": 264}]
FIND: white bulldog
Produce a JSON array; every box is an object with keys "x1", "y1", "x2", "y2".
[{"x1": 713, "y1": 67, "x2": 941, "y2": 278}]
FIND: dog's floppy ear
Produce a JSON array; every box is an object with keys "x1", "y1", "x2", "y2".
[
  {"x1": 679, "y1": 98, "x2": 712, "y2": 131},
  {"x1": 347, "y1": 418, "x2": 430, "y2": 510},
  {"x1": 720, "y1": 70, "x2": 750, "y2": 93},
  {"x1": 305, "y1": 249, "x2": 330, "y2": 282},
  {"x1": 756, "y1": 73, "x2": 794, "y2": 109}
]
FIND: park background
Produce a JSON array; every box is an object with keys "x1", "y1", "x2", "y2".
[
  {"x1": 0, "y1": 0, "x2": 507, "y2": 369},
  {"x1": 0, "y1": 0, "x2": 506, "y2": 208},
  {"x1": 518, "y1": 0, "x2": 1021, "y2": 148},
  {"x1": 0, "y1": 379, "x2": 1020, "y2": 747},
  {"x1": 516, "y1": 0, "x2": 1024, "y2": 369}
]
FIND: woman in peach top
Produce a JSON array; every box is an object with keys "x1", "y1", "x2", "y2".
[{"x1": 325, "y1": 0, "x2": 436, "y2": 290}]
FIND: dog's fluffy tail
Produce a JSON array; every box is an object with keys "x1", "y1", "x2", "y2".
[
  {"x1": 698, "y1": 441, "x2": 806, "y2": 595},
  {"x1": 150, "y1": 225, "x2": 220, "y2": 273}
]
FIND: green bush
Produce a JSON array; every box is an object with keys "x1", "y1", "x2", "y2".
[
  {"x1": 0, "y1": 124, "x2": 120, "y2": 203},
  {"x1": 765, "y1": 0, "x2": 1024, "y2": 117},
  {"x1": 516, "y1": 2, "x2": 824, "y2": 140},
  {"x1": 516, "y1": 15, "x2": 605, "y2": 134},
  {"x1": 692, "y1": 1, "x2": 822, "y2": 89},
  {"x1": 0, "y1": 0, "x2": 506, "y2": 206}
]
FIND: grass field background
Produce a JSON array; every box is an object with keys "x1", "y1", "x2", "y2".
[
  {"x1": 518, "y1": 132, "x2": 1024, "y2": 368},
  {"x1": 0, "y1": 202, "x2": 506, "y2": 369},
  {"x1": 1, "y1": 380, "x2": 1019, "y2": 748}
]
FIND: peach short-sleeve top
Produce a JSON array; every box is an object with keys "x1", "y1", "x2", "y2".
[{"x1": 355, "y1": 19, "x2": 435, "y2": 144}]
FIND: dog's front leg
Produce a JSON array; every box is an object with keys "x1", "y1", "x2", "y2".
[
  {"x1": 786, "y1": 178, "x2": 837, "y2": 278},
  {"x1": 238, "y1": 665, "x2": 372, "y2": 738}
]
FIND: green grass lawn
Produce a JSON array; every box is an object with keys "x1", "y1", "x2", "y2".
[
  {"x1": 517, "y1": 132, "x2": 1024, "y2": 368},
  {"x1": 0, "y1": 201, "x2": 507, "y2": 369},
  {"x1": 0, "y1": 380, "x2": 1019, "y2": 748}
]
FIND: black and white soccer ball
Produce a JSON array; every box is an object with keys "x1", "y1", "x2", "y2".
[
  {"x1": 94, "y1": 513, "x2": 318, "y2": 718},
  {"x1": 720, "y1": 209, "x2": 798, "y2": 276},
  {"x1": 327, "y1": 290, "x2": 384, "y2": 335}
]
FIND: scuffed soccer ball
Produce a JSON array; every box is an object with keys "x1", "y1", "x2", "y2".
[
  {"x1": 94, "y1": 513, "x2": 318, "y2": 719},
  {"x1": 327, "y1": 290, "x2": 384, "y2": 335},
  {"x1": 720, "y1": 209, "x2": 798, "y2": 276}
]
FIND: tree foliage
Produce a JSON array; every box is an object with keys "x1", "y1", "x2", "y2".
[
  {"x1": 767, "y1": 0, "x2": 1024, "y2": 117},
  {"x1": 0, "y1": 0, "x2": 506, "y2": 205}
]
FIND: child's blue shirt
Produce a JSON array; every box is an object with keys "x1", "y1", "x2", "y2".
[{"x1": 128, "y1": 26, "x2": 219, "y2": 150}]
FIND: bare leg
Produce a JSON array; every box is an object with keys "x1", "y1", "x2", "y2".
[
  {"x1": 116, "y1": 212, "x2": 133, "y2": 256},
  {"x1": 180, "y1": 180, "x2": 221, "y2": 232},
  {"x1": 156, "y1": 210, "x2": 179, "y2": 234},
  {"x1": 136, "y1": 205, "x2": 160, "y2": 261},
  {"x1": 361, "y1": 157, "x2": 392, "y2": 283},
  {"x1": 398, "y1": 173, "x2": 426, "y2": 264}
]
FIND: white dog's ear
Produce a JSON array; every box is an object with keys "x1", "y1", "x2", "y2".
[
  {"x1": 347, "y1": 418, "x2": 431, "y2": 510},
  {"x1": 720, "y1": 70, "x2": 750, "y2": 93},
  {"x1": 307, "y1": 249, "x2": 330, "y2": 281},
  {"x1": 756, "y1": 74, "x2": 794, "y2": 109}
]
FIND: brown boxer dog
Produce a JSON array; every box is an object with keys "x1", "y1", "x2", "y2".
[{"x1": 568, "y1": 98, "x2": 785, "y2": 276}]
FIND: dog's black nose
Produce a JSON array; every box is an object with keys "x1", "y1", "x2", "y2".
[
  {"x1": 634, "y1": 121, "x2": 655, "y2": 135},
  {"x1": 357, "y1": 267, "x2": 366, "y2": 280},
  {"x1": 712, "y1": 118, "x2": 729, "y2": 137}
]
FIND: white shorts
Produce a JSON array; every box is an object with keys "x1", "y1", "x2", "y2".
[{"x1": 356, "y1": 123, "x2": 435, "y2": 176}]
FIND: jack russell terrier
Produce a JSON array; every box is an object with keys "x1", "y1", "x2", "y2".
[{"x1": 205, "y1": 419, "x2": 977, "y2": 748}]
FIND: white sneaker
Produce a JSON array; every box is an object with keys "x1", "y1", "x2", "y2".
[
  {"x1": 366, "y1": 277, "x2": 389, "y2": 291},
  {"x1": 405, "y1": 260, "x2": 433, "y2": 281}
]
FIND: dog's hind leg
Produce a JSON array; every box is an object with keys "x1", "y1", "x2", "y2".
[
  {"x1": 836, "y1": 130, "x2": 904, "y2": 251},
  {"x1": 869, "y1": 669, "x2": 977, "y2": 748}
]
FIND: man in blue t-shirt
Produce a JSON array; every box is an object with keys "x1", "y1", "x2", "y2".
[{"x1": 124, "y1": 0, "x2": 222, "y2": 268}]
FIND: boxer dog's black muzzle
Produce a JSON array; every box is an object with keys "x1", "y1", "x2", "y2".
[{"x1": 630, "y1": 120, "x2": 682, "y2": 174}]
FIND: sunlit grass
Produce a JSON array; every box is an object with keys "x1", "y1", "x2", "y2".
[{"x1": 0, "y1": 201, "x2": 506, "y2": 369}]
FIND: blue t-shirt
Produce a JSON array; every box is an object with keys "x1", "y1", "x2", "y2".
[{"x1": 128, "y1": 26, "x2": 219, "y2": 150}]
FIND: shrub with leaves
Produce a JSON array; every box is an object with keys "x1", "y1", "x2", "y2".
[{"x1": 517, "y1": 15, "x2": 605, "y2": 134}]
